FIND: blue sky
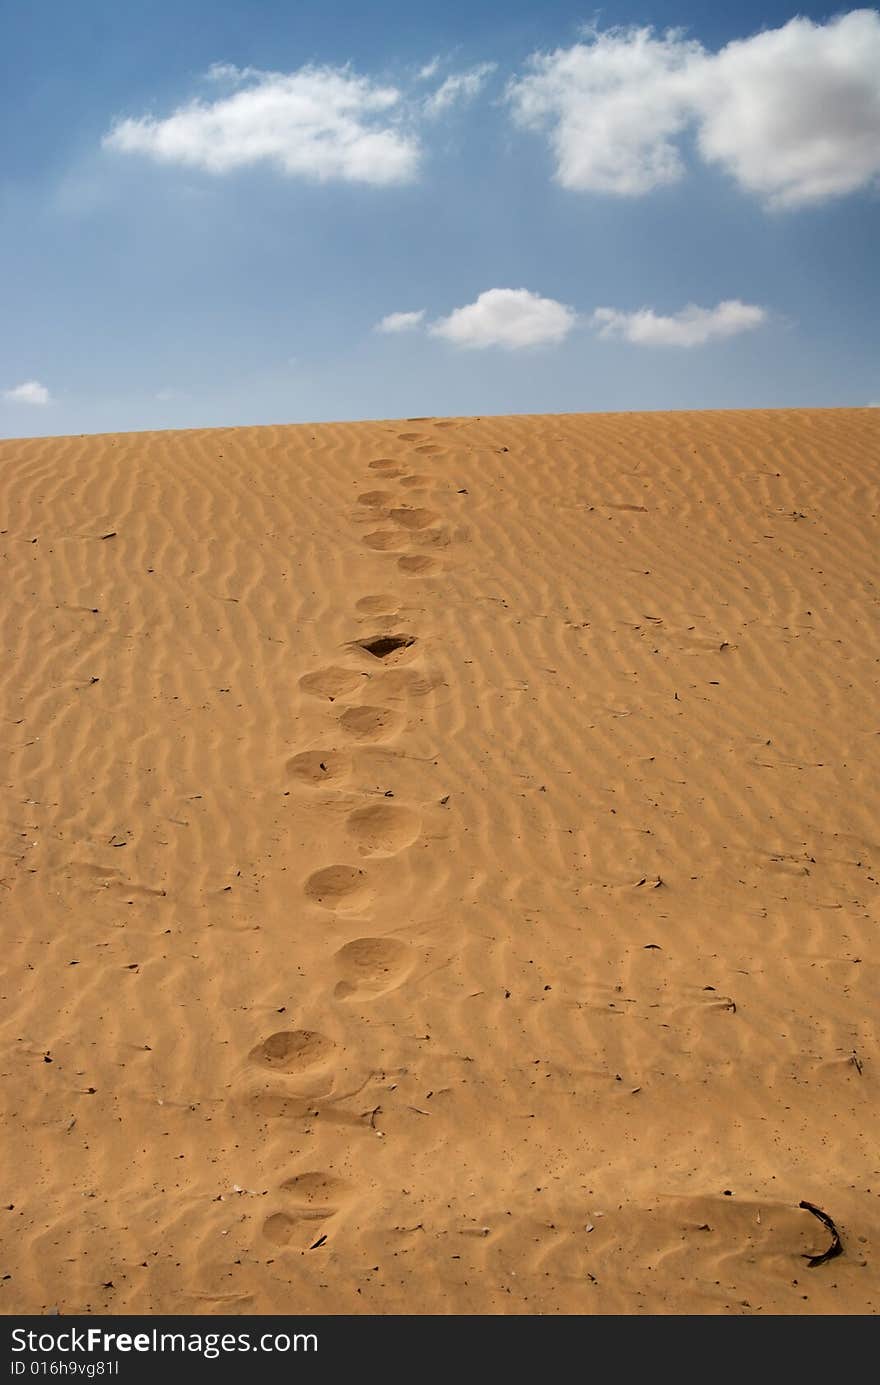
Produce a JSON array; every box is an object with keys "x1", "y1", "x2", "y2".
[{"x1": 2, "y1": 2, "x2": 878, "y2": 437}]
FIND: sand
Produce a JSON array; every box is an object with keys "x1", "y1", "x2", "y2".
[{"x1": 1, "y1": 407, "x2": 878, "y2": 1316}]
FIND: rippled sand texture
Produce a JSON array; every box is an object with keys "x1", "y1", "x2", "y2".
[{"x1": 1, "y1": 408, "x2": 878, "y2": 1315}]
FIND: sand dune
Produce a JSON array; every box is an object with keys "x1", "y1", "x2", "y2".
[{"x1": 1, "y1": 407, "x2": 878, "y2": 1315}]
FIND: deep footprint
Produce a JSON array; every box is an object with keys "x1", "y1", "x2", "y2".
[
  {"x1": 346, "y1": 802, "x2": 420, "y2": 856},
  {"x1": 304, "y1": 864, "x2": 371, "y2": 910},
  {"x1": 357, "y1": 633, "x2": 415, "y2": 659}
]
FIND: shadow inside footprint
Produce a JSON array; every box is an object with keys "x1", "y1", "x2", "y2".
[{"x1": 357, "y1": 634, "x2": 415, "y2": 659}]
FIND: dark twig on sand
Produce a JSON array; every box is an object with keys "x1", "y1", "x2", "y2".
[{"x1": 799, "y1": 1200, "x2": 844, "y2": 1268}]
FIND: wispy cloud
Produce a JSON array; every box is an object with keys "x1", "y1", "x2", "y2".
[
  {"x1": 376, "y1": 309, "x2": 426, "y2": 333},
  {"x1": 508, "y1": 12, "x2": 880, "y2": 207},
  {"x1": 103, "y1": 64, "x2": 420, "y2": 185},
  {"x1": 591, "y1": 300, "x2": 767, "y2": 347},
  {"x1": 424, "y1": 63, "x2": 497, "y2": 117},
  {"x1": 3, "y1": 380, "x2": 52, "y2": 405},
  {"x1": 429, "y1": 288, "x2": 576, "y2": 349},
  {"x1": 204, "y1": 62, "x2": 262, "y2": 84}
]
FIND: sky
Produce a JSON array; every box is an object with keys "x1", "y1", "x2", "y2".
[{"x1": 1, "y1": 2, "x2": 879, "y2": 437}]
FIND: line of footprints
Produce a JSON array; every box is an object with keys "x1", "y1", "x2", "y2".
[{"x1": 246, "y1": 428, "x2": 458, "y2": 1252}]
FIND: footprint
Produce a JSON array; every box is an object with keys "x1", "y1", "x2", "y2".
[
  {"x1": 334, "y1": 936, "x2": 414, "y2": 1000},
  {"x1": 356, "y1": 633, "x2": 415, "y2": 659},
  {"x1": 397, "y1": 432, "x2": 425, "y2": 442},
  {"x1": 368, "y1": 459, "x2": 404, "y2": 474},
  {"x1": 263, "y1": 1177, "x2": 345, "y2": 1248},
  {"x1": 363, "y1": 530, "x2": 408, "y2": 551},
  {"x1": 412, "y1": 526, "x2": 450, "y2": 548},
  {"x1": 280, "y1": 1171, "x2": 350, "y2": 1206},
  {"x1": 433, "y1": 420, "x2": 458, "y2": 429},
  {"x1": 389, "y1": 508, "x2": 441, "y2": 530},
  {"x1": 373, "y1": 668, "x2": 440, "y2": 699},
  {"x1": 304, "y1": 864, "x2": 371, "y2": 910},
  {"x1": 299, "y1": 667, "x2": 368, "y2": 699},
  {"x1": 355, "y1": 594, "x2": 399, "y2": 616},
  {"x1": 263, "y1": 1212, "x2": 309, "y2": 1247},
  {"x1": 346, "y1": 802, "x2": 420, "y2": 856},
  {"x1": 414, "y1": 444, "x2": 442, "y2": 455},
  {"x1": 398, "y1": 475, "x2": 438, "y2": 489},
  {"x1": 398, "y1": 555, "x2": 439, "y2": 575},
  {"x1": 287, "y1": 749, "x2": 351, "y2": 786},
  {"x1": 338, "y1": 705, "x2": 400, "y2": 741},
  {"x1": 249, "y1": 1029, "x2": 337, "y2": 1073},
  {"x1": 357, "y1": 491, "x2": 393, "y2": 508},
  {"x1": 244, "y1": 1090, "x2": 309, "y2": 1120}
]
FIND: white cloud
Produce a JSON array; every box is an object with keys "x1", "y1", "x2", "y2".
[
  {"x1": 418, "y1": 58, "x2": 441, "y2": 81},
  {"x1": 424, "y1": 63, "x2": 496, "y2": 117},
  {"x1": 103, "y1": 64, "x2": 420, "y2": 185},
  {"x1": 690, "y1": 12, "x2": 880, "y2": 208},
  {"x1": 591, "y1": 299, "x2": 767, "y2": 347},
  {"x1": 508, "y1": 25, "x2": 699, "y2": 196},
  {"x1": 3, "y1": 380, "x2": 52, "y2": 405},
  {"x1": 429, "y1": 288, "x2": 577, "y2": 349},
  {"x1": 507, "y1": 13, "x2": 880, "y2": 207},
  {"x1": 376, "y1": 309, "x2": 426, "y2": 333},
  {"x1": 375, "y1": 292, "x2": 765, "y2": 350}
]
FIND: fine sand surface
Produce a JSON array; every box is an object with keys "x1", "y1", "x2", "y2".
[{"x1": 1, "y1": 408, "x2": 879, "y2": 1316}]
